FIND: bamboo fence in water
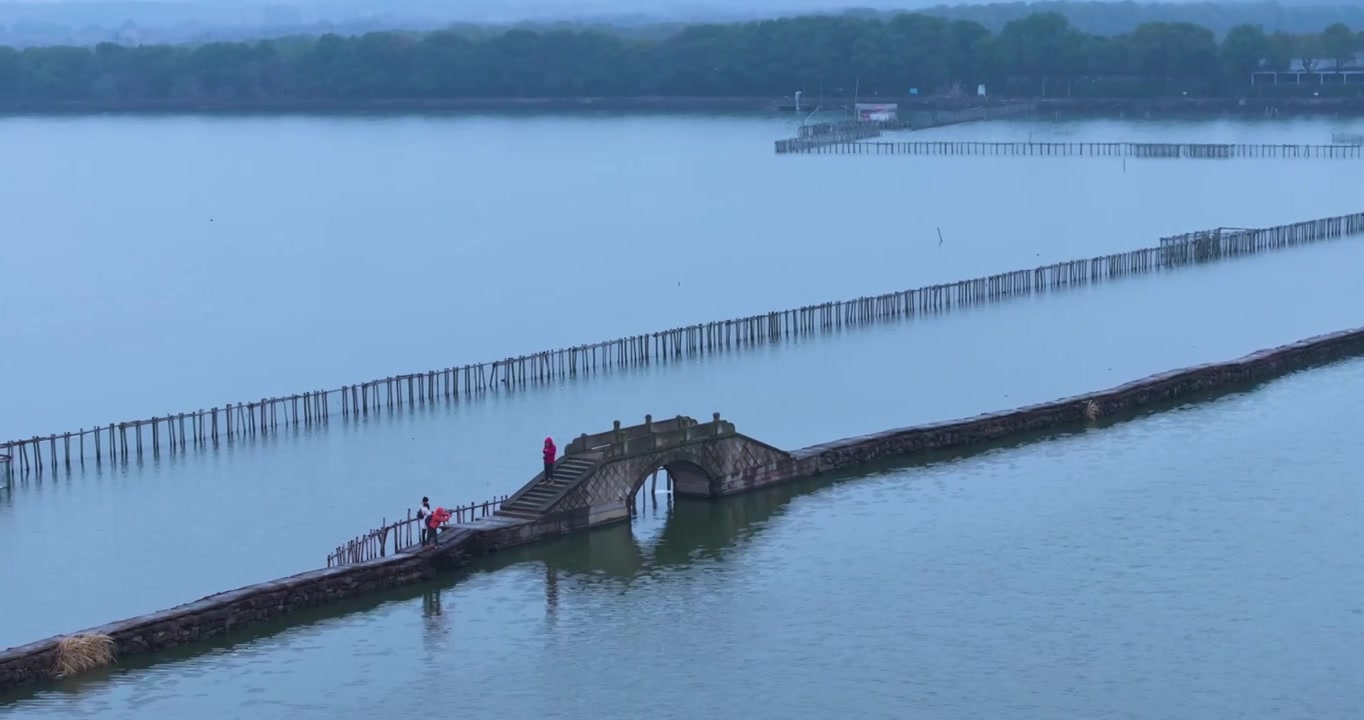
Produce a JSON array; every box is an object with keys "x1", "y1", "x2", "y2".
[
  {"x1": 5, "y1": 212, "x2": 1364, "y2": 479},
  {"x1": 775, "y1": 139, "x2": 1364, "y2": 158}
]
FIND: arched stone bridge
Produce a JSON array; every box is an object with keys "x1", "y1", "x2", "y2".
[{"x1": 496, "y1": 413, "x2": 794, "y2": 529}]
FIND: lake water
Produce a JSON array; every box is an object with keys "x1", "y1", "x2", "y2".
[
  {"x1": 1, "y1": 113, "x2": 1362, "y2": 715},
  {"x1": 2, "y1": 113, "x2": 1361, "y2": 437},
  {"x1": 4, "y1": 352, "x2": 1361, "y2": 719}
]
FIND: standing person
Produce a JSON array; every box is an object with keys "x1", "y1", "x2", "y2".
[
  {"x1": 543, "y1": 437, "x2": 557, "y2": 481},
  {"x1": 417, "y1": 496, "x2": 432, "y2": 546}
]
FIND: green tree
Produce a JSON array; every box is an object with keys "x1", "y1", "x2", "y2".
[
  {"x1": 0, "y1": 46, "x2": 20, "y2": 97},
  {"x1": 1296, "y1": 33, "x2": 1323, "y2": 72},
  {"x1": 1221, "y1": 24, "x2": 1272, "y2": 78},
  {"x1": 0, "y1": 10, "x2": 1354, "y2": 105},
  {"x1": 1127, "y1": 22, "x2": 1219, "y2": 78},
  {"x1": 1320, "y1": 23, "x2": 1356, "y2": 69},
  {"x1": 993, "y1": 12, "x2": 1087, "y2": 95},
  {"x1": 1267, "y1": 31, "x2": 1297, "y2": 71}
]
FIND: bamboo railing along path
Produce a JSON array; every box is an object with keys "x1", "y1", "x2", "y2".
[
  {"x1": 326, "y1": 496, "x2": 507, "y2": 568},
  {"x1": 775, "y1": 139, "x2": 1364, "y2": 158},
  {"x1": 5, "y1": 211, "x2": 1364, "y2": 480}
]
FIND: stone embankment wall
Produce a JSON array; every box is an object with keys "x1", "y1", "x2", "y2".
[
  {"x1": 716, "y1": 326, "x2": 1364, "y2": 494},
  {"x1": 796, "y1": 326, "x2": 1364, "y2": 471},
  {"x1": 5, "y1": 326, "x2": 1364, "y2": 693},
  {"x1": 0, "y1": 551, "x2": 438, "y2": 691}
]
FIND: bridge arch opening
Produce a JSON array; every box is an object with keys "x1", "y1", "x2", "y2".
[
  {"x1": 627, "y1": 459, "x2": 713, "y2": 545},
  {"x1": 627, "y1": 459, "x2": 714, "y2": 510},
  {"x1": 630, "y1": 460, "x2": 714, "y2": 545}
]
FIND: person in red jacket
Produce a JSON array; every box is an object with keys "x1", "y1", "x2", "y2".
[
  {"x1": 425, "y1": 506, "x2": 453, "y2": 546},
  {"x1": 542, "y1": 437, "x2": 556, "y2": 481}
]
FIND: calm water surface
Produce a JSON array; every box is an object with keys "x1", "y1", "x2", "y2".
[
  {"x1": 1, "y1": 234, "x2": 1362, "y2": 648},
  {"x1": 2, "y1": 114, "x2": 1364, "y2": 650},
  {"x1": 3, "y1": 355, "x2": 1360, "y2": 719},
  {"x1": 1, "y1": 113, "x2": 1361, "y2": 436},
  {"x1": 0, "y1": 115, "x2": 1362, "y2": 711}
]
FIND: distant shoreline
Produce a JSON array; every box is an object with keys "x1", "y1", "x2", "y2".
[{"x1": 3, "y1": 96, "x2": 1364, "y2": 117}]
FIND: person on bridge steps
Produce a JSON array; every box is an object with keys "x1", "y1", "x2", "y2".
[
  {"x1": 543, "y1": 437, "x2": 557, "y2": 481},
  {"x1": 418, "y1": 497, "x2": 432, "y2": 546}
]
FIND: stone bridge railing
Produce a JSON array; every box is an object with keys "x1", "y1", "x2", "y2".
[
  {"x1": 563, "y1": 413, "x2": 737, "y2": 461},
  {"x1": 605, "y1": 413, "x2": 737, "y2": 459},
  {"x1": 564, "y1": 415, "x2": 696, "y2": 457}
]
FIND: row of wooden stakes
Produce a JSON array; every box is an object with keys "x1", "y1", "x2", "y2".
[{"x1": 775, "y1": 139, "x2": 1364, "y2": 158}]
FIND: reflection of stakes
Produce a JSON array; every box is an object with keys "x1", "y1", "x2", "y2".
[
  {"x1": 545, "y1": 565, "x2": 558, "y2": 619},
  {"x1": 651, "y1": 467, "x2": 673, "y2": 495}
]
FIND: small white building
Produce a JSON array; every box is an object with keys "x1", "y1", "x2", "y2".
[{"x1": 855, "y1": 103, "x2": 898, "y2": 122}]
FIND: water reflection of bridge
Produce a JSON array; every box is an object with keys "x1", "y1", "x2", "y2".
[
  {"x1": 517, "y1": 471, "x2": 838, "y2": 619},
  {"x1": 518, "y1": 421, "x2": 1125, "y2": 618}
]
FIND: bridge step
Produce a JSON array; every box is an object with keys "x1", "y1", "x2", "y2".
[
  {"x1": 499, "y1": 456, "x2": 600, "y2": 516},
  {"x1": 495, "y1": 507, "x2": 543, "y2": 520}
]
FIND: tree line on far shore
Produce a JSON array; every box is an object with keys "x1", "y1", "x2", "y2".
[
  {"x1": 0, "y1": 12, "x2": 1360, "y2": 104},
  {"x1": 904, "y1": 1, "x2": 1364, "y2": 38}
]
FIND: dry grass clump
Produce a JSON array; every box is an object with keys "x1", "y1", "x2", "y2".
[
  {"x1": 52, "y1": 634, "x2": 118, "y2": 678},
  {"x1": 1084, "y1": 400, "x2": 1102, "y2": 421}
]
